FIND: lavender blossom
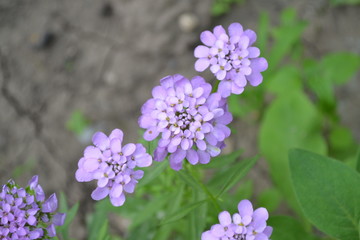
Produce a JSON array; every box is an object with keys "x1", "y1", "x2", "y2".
[
  {"x1": 201, "y1": 199, "x2": 272, "y2": 240},
  {"x1": 75, "y1": 129, "x2": 152, "y2": 206},
  {"x1": 0, "y1": 176, "x2": 66, "y2": 239},
  {"x1": 138, "y1": 74, "x2": 232, "y2": 170},
  {"x1": 194, "y1": 23, "x2": 268, "y2": 97}
]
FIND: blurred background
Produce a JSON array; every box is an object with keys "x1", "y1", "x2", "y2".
[{"x1": 0, "y1": 0, "x2": 359, "y2": 239}]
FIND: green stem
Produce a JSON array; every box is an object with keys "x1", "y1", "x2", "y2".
[{"x1": 184, "y1": 165, "x2": 221, "y2": 213}]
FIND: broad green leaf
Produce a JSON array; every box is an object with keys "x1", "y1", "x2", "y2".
[
  {"x1": 216, "y1": 156, "x2": 258, "y2": 197},
  {"x1": 268, "y1": 216, "x2": 318, "y2": 240},
  {"x1": 268, "y1": 10, "x2": 307, "y2": 68},
  {"x1": 289, "y1": 149, "x2": 360, "y2": 240},
  {"x1": 259, "y1": 91, "x2": 327, "y2": 215},
  {"x1": 201, "y1": 149, "x2": 243, "y2": 169},
  {"x1": 320, "y1": 52, "x2": 360, "y2": 85},
  {"x1": 161, "y1": 199, "x2": 207, "y2": 225},
  {"x1": 266, "y1": 65, "x2": 302, "y2": 96},
  {"x1": 257, "y1": 188, "x2": 281, "y2": 213}
]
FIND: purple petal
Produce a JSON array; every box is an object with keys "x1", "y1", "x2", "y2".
[
  {"x1": 250, "y1": 57, "x2": 268, "y2": 72},
  {"x1": 53, "y1": 213, "x2": 66, "y2": 226},
  {"x1": 238, "y1": 199, "x2": 253, "y2": 217},
  {"x1": 110, "y1": 194, "x2": 126, "y2": 207},
  {"x1": 253, "y1": 207, "x2": 269, "y2": 221},
  {"x1": 47, "y1": 224, "x2": 56, "y2": 237},
  {"x1": 195, "y1": 58, "x2": 210, "y2": 72},
  {"x1": 136, "y1": 154, "x2": 152, "y2": 167},
  {"x1": 218, "y1": 211, "x2": 232, "y2": 226},
  {"x1": 195, "y1": 45, "x2": 210, "y2": 58},
  {"x1": 210, "y1": 224, "x2": 225, "y2": 237},
  {"x1": 42, "y1": 194, "x2": 58, "y2": 213},
  {"x1": 231, "y1": 83, "x2": 244, "y2": 95},
  {"x1": 122, "y1": 143, "x2": 136, "y2": 156},
  {"x1": 207, "y1": 145, "x2": 221, "y2": 157},
  {"x1": 84, "y1": 146, "x2": 102, "y2": 159},
  {"x1": 247, "y1": 72, "x2": 263, "y2": 86},
  {"x1": 198, "y1": 150, "x2": 210, "y2": 164},
  {"x1": 243, "y1": 29, "x2": 257, "y2": 45},
  {"x1": 170, "y1": 149, "x2": 186, "y2": 163},
  {"x1": 196, "y1": 139, "x2": 207, "y2": 150},
  {"x1": 91, "y1": 187, "x2": 109, "y2": 201},
  {"x1": 228, "y1": 23, "x2": 243, "y2": 37},
  {"x1": 186, "y1": 149, "x2": 199, "y2": 165},
  {"x1": 263, "y1": 226, "x2": 273, "y2": 237},
  {"x1": 154, "y1": 147, "x2": 167, "y2": 161},
  {"x1": 201, "y1": 231, "x2": 218, "y2": 240},
  {"x1": 110, "y1": 138, "x2": 122, "y2": 153},
  {"x1": 213, "y1": 25, "x2": 226, "y2": 38},
  {"x1": 75, "y1": 168, "x2": 93, "y2": 182},
  {"x1": 83, "y1": 158, "x2": 100, "y2": 172},
  {"x1": 144, "y1": 127, "x2": 159, "y2": 141},
  {"x1": 248, "y1": 47, "x2": 260, "y2": 58},
  {"x1": 254, "y1": 233, "x2": 269, "y2": 240},
  {"x1": 110, "y1": 183, "x2": 123, "y2": 198},
  {"x1": 218, "y1": 81, "x2": 232, "y2": 98},
  {"x1": 124, "y1": 181, "x2": 136, "y2": 193},
  {"x1": 28, "y1": 175, "x2": 38, "y2": 189},
  {"x1": 200, "y1": 30, "x2": 216, "y2": 46},
  {"x1": 109, "y1": 129, "x2": 124, "y2": 141},
  {"x1": 92, "y1": 132, "x2": 110, "y2": 151},
  {"x1": 152, "y1": 85, "x2": 168, "y2": 99}
]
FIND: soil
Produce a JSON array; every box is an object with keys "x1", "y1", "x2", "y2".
[{"x1": 0, "y1": 0, "x2": 359, "y2": 239}]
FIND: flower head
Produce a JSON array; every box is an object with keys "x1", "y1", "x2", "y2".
[
  {"x1": 138, "y1": 74, "x2": 232, "y2": 171},
  {"x1": 0, "y1": 176, "x2": 66, "y2": 239},
  {"x1": 202, "y1": 199, "x2": 272, "y2": 240},
  {"x1": 75, "y1": 129, "x2": 152, "y2": 206},
  {"x1": 194, "y1": 23, "x2": 268, "y2": 97}
]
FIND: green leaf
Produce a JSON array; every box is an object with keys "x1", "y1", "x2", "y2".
[
  {"x1": 56, "y1": 192, "x2": 79, "y2": 239},
  {"x1": 320, "y1": 52, "x2": 360, "y2": 85},
  {"x1": 268, "y1": 9, "x2": 307, "y2": 68},
  {"x1": 266, "y1": 65, "x2": 302, "y2": 96},
  {"x1": 201, "y1": 149, "x2": 243, "y2": 169},
  {"x1": 66, "y1": 110, "x2": 90, "y2": 135},
  {"x1": 177, "y1": 168, "x2": 220, "y2": 212},
  {"x1": 259, "y1": 91, "x2": 327, "y2": 215},
  {"x1": 289, "y1": 149, "x2": 360, "y2": 240},
  {"x1": 268, "y1": 216, "x2": 318, "y2": 240},
  {"x1": 216, "y1": 156, "x2": 258, "y2": 197},
  {"x1": 357, "y1": 148, "x2": 360, "y2": 173},
  {"x1": 257, "y1": 12, "x2": 270, "y2": 52},
  {"x1": 257, "y1": 188, "x2": 281, "y2": 213},
  {"x1": 161, "y1": 199, "x2": 207, "y2": 225},
  {"x1": 137, "y1": 161, "x2": 167, "y2": 188},
  {"x1": 130, "y1": 193, "x2": 172, "y2": 229}
]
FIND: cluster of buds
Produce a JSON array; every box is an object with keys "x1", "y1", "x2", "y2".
[{"x1": 0, "y1": 176, "x2": 65, "y2": 239}]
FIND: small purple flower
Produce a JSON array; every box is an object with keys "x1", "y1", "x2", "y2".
[
  {"x1": 75, "y1": 129, "x2": 153, "y2": 206},
  {"x1": 139, "y1": 74, "x2": 232, "y2": 170},
  {"x1": 194, "y1": 23, "x2": 268, "y2": 97},
  {"x1": 0, "y1": 176, "x2": 66, "y2": 239},
  {"x1": 201, "y1": 199, "x2": 273, "y2": 240}
]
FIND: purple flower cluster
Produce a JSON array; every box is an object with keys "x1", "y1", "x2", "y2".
[
  {"x1": 202, "y1": 200, "x2": 272, "y2": 240},
  {"x1": 75, "y1": 129, "x2": 152, "y2": 206},
  {"x1": 138, "y1": 74, "x2": 232, "y2": 170},
  {"x1": 194, "y1": 23, "x2": 268, "y2": 97},
  {"x1": 0, "y1": 176, "x2": 65, "y2": 239}
]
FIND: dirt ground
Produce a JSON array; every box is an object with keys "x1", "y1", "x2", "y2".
[{"x1": 0, "y1": 0, "x2": 359, "y2": 239}]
